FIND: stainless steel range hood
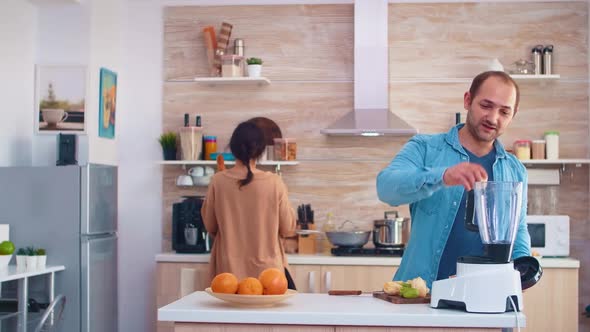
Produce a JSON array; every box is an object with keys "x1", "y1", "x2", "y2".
[{"x1": 321, "y1": 0, "x2": 418, "y2": 137}]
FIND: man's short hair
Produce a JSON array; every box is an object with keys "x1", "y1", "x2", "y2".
[{"x1": 468, "y1": 71, "x2": 520, "y2": 116}]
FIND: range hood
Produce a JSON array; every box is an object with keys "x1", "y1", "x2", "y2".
[{"x1": 321, "y1": 0, "x2": 418, "y2": 137}]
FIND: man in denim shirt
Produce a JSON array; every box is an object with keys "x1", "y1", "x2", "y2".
[{"x1": 377, "y1": 71, "x2": 531, "y2": 288}]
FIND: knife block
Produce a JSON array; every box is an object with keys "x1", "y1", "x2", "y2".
[{"x1": 297, "y1": 223, "x2": 317, "y2": 255}]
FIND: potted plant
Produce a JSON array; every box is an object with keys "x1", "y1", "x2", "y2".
[
  {"x1": 36, "y1": 248, "x2": 47, "y2": 269},
  {"x1": 25, "y1": 246, "x2": 37, "y2": 270},
  {"x1": 158, "y1": 132, "x2": 178, "y2": 160},
  {"x1": 246, "y1": 57, "x2": 263, "y2": 77},
  {"x1": 16, "y1": 248, "x2": 26, "y2": 268}
]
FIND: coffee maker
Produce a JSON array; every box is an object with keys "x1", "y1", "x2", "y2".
[
  {"x1": 431, "y1": 181, "x2": 542, "y2": 313},
  {"x1": 172, "y1": 196, "x2": 212, "y2": 253}
]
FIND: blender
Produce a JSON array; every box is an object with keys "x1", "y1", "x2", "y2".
[{"x1": 431, "y1": 181, "x2": 541, "y2": 313}]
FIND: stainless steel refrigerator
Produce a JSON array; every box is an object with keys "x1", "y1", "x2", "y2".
[{"x1": 0, "y1": 164, "x2": 118, "y2": 332}]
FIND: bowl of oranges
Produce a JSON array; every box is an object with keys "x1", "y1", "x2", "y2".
[{"x1": 205, "y1": 268, "x2": 297, "y2": 306}]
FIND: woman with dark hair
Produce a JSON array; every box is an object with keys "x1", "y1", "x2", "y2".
[{"x1": 201, "y1": 121, "x2": 297, "y2": 289}]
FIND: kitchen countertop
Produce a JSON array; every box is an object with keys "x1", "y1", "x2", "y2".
[
  {"x1": 158, "y1": 291, "x2": 525, "y2": 328},
  {"x1": 155, "y1": 252, "x2": 579, "y2": 268}
]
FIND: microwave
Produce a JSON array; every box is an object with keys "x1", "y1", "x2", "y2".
[{"x1": 526, "y1": 215, "x2": 569, "y2": 257}]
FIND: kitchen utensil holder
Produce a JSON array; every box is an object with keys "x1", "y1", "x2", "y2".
[{"x1": 297, "y1": 223, "x2": 317, "y2": 255}]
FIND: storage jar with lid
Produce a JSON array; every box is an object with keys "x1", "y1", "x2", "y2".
[
  {"x1": 531, "y1": 140, "x2": 546, "y2": 160},
  {"x1": 513, "y1": 140, "x2": 531, "y2": 160},
  {"x1": 203, "y1": 135, "x2": 217, "y2": 160},
  {"x1": 273, "y1": 138, "x2": 297, "y2": 161},
  {"x1": 221, "y1": 55, "x2": 244, "y2": 77},
  {"x1": 544, "y1": 131, "x2": 559, "y2": 159}
]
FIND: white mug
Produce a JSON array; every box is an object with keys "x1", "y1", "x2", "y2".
[{"x1": 42, "y1": 109, "x2": 68, "y2": 125}]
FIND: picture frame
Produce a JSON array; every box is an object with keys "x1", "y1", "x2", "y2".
[
  {"x1": 35, "y1": 64, "x2": 87, "y2": 134},
  {"x1": 98, "y1": 68, "x2": 117, "y2": 139}
]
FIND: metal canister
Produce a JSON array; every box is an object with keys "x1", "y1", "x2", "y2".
[
  {"x1": 234, "y1": 38, "x2": 245, "y2": 56},
  {"x1": 543, "y1": 45, "x2": 553, "y2": 75},
  {"x1": 532, "y1": 45, "x2": 543, "y2": 75}
]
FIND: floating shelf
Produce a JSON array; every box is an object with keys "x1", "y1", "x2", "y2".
[
  {"x1": 158, "y1": 160, "x2": 298, "y2": 166},
  {"x1": 509, "y1": 74, "x2": 560, "y2": 80},
  {"x1": 168, "y1": 77, "x2": 271, "y2": 85},
  {"x1": 159, "y1": 160, "x2": 298, "y2": 173},
  {"x1": 522, "y1": 159, "x2": 590, "y2": 165}
]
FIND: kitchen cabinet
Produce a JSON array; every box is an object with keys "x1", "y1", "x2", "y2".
[
  {"x1": 289, "y1": 264, "x2": 397, "y2": 293},
  {"x1": 156, "y1": 262, "x2": 210, "y2": 332}
]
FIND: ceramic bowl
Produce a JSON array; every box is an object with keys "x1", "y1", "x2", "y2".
[
  {"x1": 210, "y1": 152, "x2": 235, "y2": 161},
  {"x1": 191, "y1": 175, "x2": 212, "y2": 186}
]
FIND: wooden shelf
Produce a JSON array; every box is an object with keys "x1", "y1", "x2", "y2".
[
  {"x1": 158, "y1": 160, "x2": 298, "y2": 166},
  {"x1": 167, "y1": 77, "x2": 271, "y2": 85},
  {"x1": 522, "y1": 159, "x2": 590, "y2": 165},
  {"x1": 509, "y1": 74, "x2": 560, "y2": 80}
]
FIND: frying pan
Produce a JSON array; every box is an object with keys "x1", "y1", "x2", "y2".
[{"x1": 296, "y1": 221, "x2": 371, "y2": 248}]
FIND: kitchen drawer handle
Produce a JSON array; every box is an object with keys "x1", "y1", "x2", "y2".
[
  {"x1": 308, "y1": 271, "x2": 316, "y2": 293},
  {"x1": 324, "y1": 271, "x2": 332, "y2": 293}
]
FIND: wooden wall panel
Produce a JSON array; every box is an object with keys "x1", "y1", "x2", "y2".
[
  {"x1": 388, "y1": 2, "x2": 588, "y2": 79},
  {"x1": 391, "y1": 81, "x2": 589, "y2": 157},
  {"x1": 164, "y1": 5, "x2": 353, "y2": 81}
]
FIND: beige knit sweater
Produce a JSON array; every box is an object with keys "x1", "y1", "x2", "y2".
[{"x1": 201, "y1": 169, "x2": 296, "y2": 281}]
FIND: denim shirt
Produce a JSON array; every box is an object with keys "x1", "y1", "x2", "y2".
[{"x1": 376, "y1": 124, "x2": 531, "y2": 288}]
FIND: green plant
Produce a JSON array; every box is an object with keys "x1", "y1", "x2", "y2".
[
  {"x1": 246, "y1": 57, "x2": 263, "y2": 65},
  {"x1": 36, "y1": 248, "x2": 46, "y2": 256},
  {"x1": 26, "y1": 246, "x2": 36, "y2": 256},
  {"x1": 17, "y1": 248, "x2": 26, "y2": 255},
  {"x1": 158, "y1": 132, "x2": 178, "y2": 150}
]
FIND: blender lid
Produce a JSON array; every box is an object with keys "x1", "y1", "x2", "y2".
[{"x1": 514, "y1": 256, "x2": 543, "y2": 290}]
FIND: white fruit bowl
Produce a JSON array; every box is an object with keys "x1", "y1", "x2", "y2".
[{"x1": 0, "y1": 254, "x2": 13, "y2": 268}]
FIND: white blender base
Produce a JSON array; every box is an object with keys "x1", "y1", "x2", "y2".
[{"x1": 430, "y1": 262, "x2": 523, "y2": 313}]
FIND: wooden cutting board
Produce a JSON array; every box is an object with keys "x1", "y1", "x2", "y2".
[{"x1": 372, "y1": 291, "x2": 431, "y2": 304}]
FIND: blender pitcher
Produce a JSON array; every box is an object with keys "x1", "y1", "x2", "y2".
[{"x1": 468, "y1": 181, "x2": 523, "y2": 263}]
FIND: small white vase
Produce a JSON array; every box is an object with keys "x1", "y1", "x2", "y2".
[
  {"x1": 26, "y1": 256, "x2": 38, "y2": 270},
  {"x1": 37, "y1": 255, "x2": 47, "y2": 269},
  {"x1": 247, "y1": 64, "x2": 262, "y2": 77},
  {"x1": 16, "y1": 255, "x2": 26, "y2": 271}
]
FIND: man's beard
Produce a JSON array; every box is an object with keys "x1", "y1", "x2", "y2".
[{"x1": 465, "y1": 113, "x2": 498, "y2": 142}]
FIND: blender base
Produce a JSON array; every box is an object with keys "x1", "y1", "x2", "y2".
[{"x1": 430, "y1": 262, "x2": 523, "y2": 313}]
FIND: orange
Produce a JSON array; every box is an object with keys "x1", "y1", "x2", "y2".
[
  {"x1": 237, "y1": 277, "x2": 263, "y2": 295},
  {"x1": 211, "y1": 272, "x2": 239, "y2": 294},
  {"x1": 258, "y1": 268, "x2": 288, "y2": 295}
]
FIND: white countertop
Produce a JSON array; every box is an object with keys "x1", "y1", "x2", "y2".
[
  {"x1": 155, "y1": 252, "x2": 579, "y2": 268},
  {"x1": 158, "y1": 291, "x2": 525, "y2": 328}
]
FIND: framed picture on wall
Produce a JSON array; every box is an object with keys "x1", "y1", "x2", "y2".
[
  {"x1": 35, "y1": 65, "x2": 87, "y2": 134},
  {"x1": 98, "y1": 67, "x2": 117, "y2": 139}
]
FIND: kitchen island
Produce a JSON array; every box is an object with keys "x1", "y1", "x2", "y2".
[
  {"x1": 156, "y1": 253, "x2": 578, "y2": 332},
  {"x1": 158, "y1": 291, "x2": 524, "y2": 331}
]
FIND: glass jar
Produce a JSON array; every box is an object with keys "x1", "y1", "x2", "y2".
[
  {"x1": 544, "y1": 131, "x2": 559, "y2": 160},
  {"x1": 513, "y1": 140, "x2": 531, "y2": 160},
  {"x1": 531, "y1": 140, "x2": 546, "y2": 160},
  {"x1": 203, "y1": 135, "x2": 217, "y2": 160},
  {"x1": 273, "y1": 138, "x2": 297, "y2": 161},
  {"x1": 221, "y1": 55, "x2": 244, "y2": 77}
]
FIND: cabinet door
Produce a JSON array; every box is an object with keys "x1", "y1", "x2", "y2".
[
  {"x1": 521, "y1": 268, "x2": 578, "y2": 332},
  {"x1": 157, "y1": 262, "x2": 210, "y2": 332},
  {"x1": 320, "y1": 265, "x2": 398, "y2": 293},
  {"x1": 289, "y1": 264, "x2": 322, "y2": 293}
]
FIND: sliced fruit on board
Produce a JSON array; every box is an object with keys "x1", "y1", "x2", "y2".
[{"x1": 373, "y1": 291, "x2": 430, "y2": 304}]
